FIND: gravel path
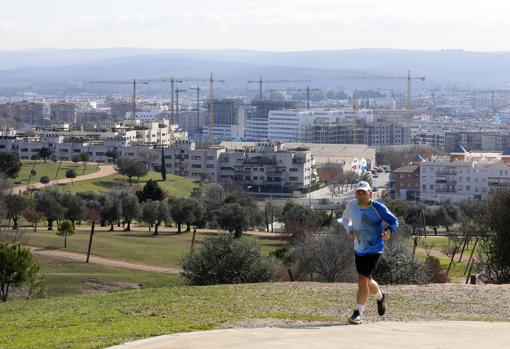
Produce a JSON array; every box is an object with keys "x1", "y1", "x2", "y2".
[{"x1": 12, "y1": 163, "x2": 117, "y2": 193}]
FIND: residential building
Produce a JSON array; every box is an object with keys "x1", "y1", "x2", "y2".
[
  {"x1": 217, "y1": 142, "x2": 313, "y2": 193},
  {"x1": 419, "y1": 145, "x2": 510, "y2": 203},
  {"x1": 50, "y1": 102, "x2": 76, "y2": 123},
  {"x1": 244, "y1": 100, "x2": 297, "y2": 141},
  {"x1": 389, "y1": 154, "x2": 422, "y2": 201}
]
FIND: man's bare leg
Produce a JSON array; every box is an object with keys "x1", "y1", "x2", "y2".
[
  {"x1": 368, "y1": 278, "x2": 381, "y2": 296},
  {"x1": 357, "y1": 275, "x2": 370, "y2": 306}
]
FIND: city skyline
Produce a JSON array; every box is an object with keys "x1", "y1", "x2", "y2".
[{"x1": 2, "y1": 0, "x2": 510, "y2": 52}]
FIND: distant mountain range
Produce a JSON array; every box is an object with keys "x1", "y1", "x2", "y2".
[{"x1": 1, "y1": 48, "x2": 510, "y2": 92}]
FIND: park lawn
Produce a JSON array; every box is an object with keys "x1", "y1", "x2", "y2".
[
  {"x1": 414, "y1": 253, "x2": 473, "y2": 281},
  {"x1": 2, "y1": 282, "x2": 508, "y2": 349},
  {"x1": 54, "y1": 171, "x2": 197, "y2": 197},
  {"x1": 419, "y1": 235, "x2": 479, "y2": 253},
  {"x1": 16, "y1": 160, "x2": 99, "y2": 186},
  {"x1": 17, "y1": 228, "x2": 286, "y2": 268},
  {"x1": 31, "y1": 254, "x2": 183, "y2": 298}
]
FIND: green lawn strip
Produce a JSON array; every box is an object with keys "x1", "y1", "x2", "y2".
[
  {"x1": 16, "y1": 160, "x2": 99, "y2": 186},
  {"x1": 54, "y1": 172, "x2": 198, "y2": 196},
  {"x1": 1, "y1": 282, "x2": 508, "y2": 349},
  {"x1": 414, "y1": 252, "x2": 473, "y2": 280},
  {"x1": 419, "y1": 236, "x2": 480, "y2": 255},
  {"x1": 33, "y1": 254, "x2": 183, "y2": 298},
  {"x1": 17, "y1": 229, "x2": 286, "y2": 268}
]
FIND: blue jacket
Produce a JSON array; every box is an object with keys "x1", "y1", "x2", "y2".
[{"x1": 341, "y1": 199, "x2": 399, "y2": 255}]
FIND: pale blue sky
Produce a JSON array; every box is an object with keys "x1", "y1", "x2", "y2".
[{"x1": 1, "y1": 0, "x2": 509, "y2": 51}]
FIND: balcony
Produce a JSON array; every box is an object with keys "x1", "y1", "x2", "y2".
[
  {"x1": 435, "y1": 178, "x2": 457, "y2": 185},
  {"x1": 435, "y1": 169, "x2": 457, "y2": 176}
]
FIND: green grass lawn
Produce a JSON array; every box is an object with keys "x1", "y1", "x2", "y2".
[
  {"x1": 412, "y1": 235, "x2": 479, "y2": 281},
  {"x1": 15, "y1": 160, "x2": 99, "y2": 186},
  {"x1": 53, "y1": 171, "x2": 198, "y2": 196},
  {"x1": 15, "y1": 228, "x2": 286, "y2": 269},
  {"x1": 1, "y1": 282, "x2": 507, "y2": 349},
  {"x1": 33, "y1": 254, "x2": 182, "y2": 298}
]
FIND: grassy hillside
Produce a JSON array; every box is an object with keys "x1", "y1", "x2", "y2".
[
  {"x1": 1, "y1": 282, "x2": 509, "y2": 349},
  {"x1": 19, "y1": 229, "x2": 285, "y2": 268},
  {"x1": 16, "y1": 160, "x2": 99, "y2": 185},
  {"x1": 53, "y1": 172, "x2": 197, "y2": 196}
]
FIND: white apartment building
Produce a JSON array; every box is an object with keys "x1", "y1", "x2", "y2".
[
  {"x1": 244, "y1": 117, "x2": 269, "y2": 141},
  {"x1": 202, "y1": 124, "x2": 245, "y2": 142},
  {"x1": 217, "y1": 142, "x2": 313, "y2": 193},
  {"x1": 267, "y1": 110, "x2": 343, "y2": 142},
  {"x1": 160, "y1": 141, "x2": 225, "y2": 181},
  {"x1": 420, "y1": 145, "x2": 510, "y2": 203},
  {"x1": 32, "y1": 120, "x2": 186, "y2": 146}
]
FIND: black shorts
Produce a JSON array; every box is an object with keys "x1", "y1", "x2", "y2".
[{"x1": 355, "y1": 253, "x2": 381, "y2": 277}]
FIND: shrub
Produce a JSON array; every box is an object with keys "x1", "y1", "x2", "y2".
[
  {"x1": 181, "y1": 234, "x2": 278, "y2": 285},
  {"x1": 374, "y1": 233, "x2": 431, "y2": 285},
  {"x1": 424, "y1": 256, "x2": 449, "y2": 283},
  {"x1": 292, "y1": 229, "x2": 356, "y2": 282}
]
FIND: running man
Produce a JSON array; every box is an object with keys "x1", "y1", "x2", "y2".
[{"x1": 341, "y1": 180, "x2": 399, "y2": 325}]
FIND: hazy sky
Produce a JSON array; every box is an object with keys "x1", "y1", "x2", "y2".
[{"x1": 2, "y1": 0, "x2": 510, "y2": 51}]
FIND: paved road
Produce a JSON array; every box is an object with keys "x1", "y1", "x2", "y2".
[
  {"x1": 11, "y1": 163, "x2": 117, "y2": 194},
  {"x1": 109, "y1": 321, "x2": 510, "y2": 349}
]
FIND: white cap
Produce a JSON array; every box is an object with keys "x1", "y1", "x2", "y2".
[{"x1": 354, "y1": 181, "x2": 372, "y2": 192}]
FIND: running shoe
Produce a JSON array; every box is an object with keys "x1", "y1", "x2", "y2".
[
  {"x1": 348, "y1": 310, "x2": 362, "y2": 325},
  {"x1": 377, "y1": 292, "x2": 388, "y2": 316}
]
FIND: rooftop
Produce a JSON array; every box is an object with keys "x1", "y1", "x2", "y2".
[{"x1": 393, "y1": 164, "x2": 420, "y2": 173}]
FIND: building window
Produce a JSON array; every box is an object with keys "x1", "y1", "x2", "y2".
[
  {"x1": 192, "y1": 164, "x2": 202, "y2": 169},
  {"x1": 422, "y1": 184, "x2": 426, "y2": 190},
  {"x1": 289, "y1": 176, "x2": 298, "y2": 181},
  {"x1": 430, "y1": 184, "x2": 434, "y2": 190},
  {"x1": 207, "y1": 164, "x2": 214, "y2": 169}
]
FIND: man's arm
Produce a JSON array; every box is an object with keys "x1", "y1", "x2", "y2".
[
  {"x1": 342, "y1": 201, "x2": 355, "y2": 239},
  {"x1": 374, "y1": 201, "x2": 399, "y2": 233}
]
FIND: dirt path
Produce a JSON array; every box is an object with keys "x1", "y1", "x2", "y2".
[
  {"x1": 414, "y1": 246, "x2": 475, "y2": 263},
  {"x1": 28, "y1": 246, "x2": 181, "y2": 274},
  {"x1": 12, "y1": 164, "x2": 117, "y2": 193}
]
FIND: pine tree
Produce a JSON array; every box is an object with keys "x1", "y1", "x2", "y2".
[{"x1": 161, "y1": 146, "x2": 167, "y2": 181}]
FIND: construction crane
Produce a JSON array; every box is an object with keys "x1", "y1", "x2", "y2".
[
  {"x1": 152, "y1": 77, "x2": 209, "y2": 118},
  {"x1": 207, "y1": 73, "x2": 225, "y2": 144},
  {"x1": 361, "y1": 71, "x2": 425, "y2": 110},
  {"x1": 88, "y1": 79, "x2": 150, "y2": 120},
  {"x1": 174, "y1": 88, "x2": 187, "y2": 120},
  {"x1": 189, "y1": 86, "x2": 201, "y2": 131},
  {"x1": 247, "y1": 77, "x2": 310, "y2": 99},
  {"x1": 271, "y1": 86, "x2": 322, "y2": 110}
]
